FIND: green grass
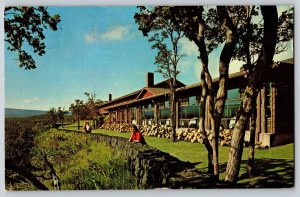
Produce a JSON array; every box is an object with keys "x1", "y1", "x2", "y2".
[
  {"x1": 30, "y1": 128, "x2": 137, "y2": 190},
  {"x1": 62, "y1": 122, "x2": 294, "y2": 187}
]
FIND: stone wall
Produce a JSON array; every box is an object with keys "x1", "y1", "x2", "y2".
[{"x1": 59, "y1": 129, "x2": 212, "y2": 189}]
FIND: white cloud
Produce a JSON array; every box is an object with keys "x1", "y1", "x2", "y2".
[
  {"x1": 24, "y1": 97, "x2": 40, "y2": 103},
  {"x1": 178, "y1": 37, "x2": 199, "y2": 76},
  {"x1": 179, "y1": 37, "x2": 198, "y2": 57},
  {"x1": 84, "y1": 25, "x2": 131, "y2": 43},
  {"x1": 84, "y1": 32, "x2": 97, "y2": 43}
]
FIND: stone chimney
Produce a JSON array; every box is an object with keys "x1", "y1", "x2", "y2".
[
  {"x1": 109, "y1": 94, "x2": 112, "y2": 102},
  {"x1": 146, "y1": 72, "x2": 154, "y2": 87}
]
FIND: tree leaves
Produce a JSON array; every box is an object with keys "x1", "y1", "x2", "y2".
[
  {"x1": 135, "y1": 6, "x2": 183, "y2": 81},
  {"x1": 5, "y1": 6, "x2": 61, "y2": 69}
]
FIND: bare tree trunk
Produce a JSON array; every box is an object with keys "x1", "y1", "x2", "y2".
[
  {"x1": 5, "y1": 159, "x2": 49, "y2": 190},
  {"x1": 225, "y1": 6, "x2": 278, "y2": 183},
  {"x1": 43, "y1": 153, "x2": 61, "y2": 190},
  {"x1": 205, "y1": 6, "x2": 238, "y2": 181},
  {"x1": 248, "y1": 107, "x2": 256, "y2": 177},
  {"x1": 170, "y1": 89, "x2": 176, "y2": 142},
  {"x1": 77, "y1": 115, "x2": 80, "y2": 130},
  {"x1": 195, "y1": 11, "x2": 215, "y2": 174},
  {"x1": 224, "y1": 87, "x2": 255, "y2": 183},
  {"x1": 199, "y1": 69, "x2": 214, "y2": 173}
]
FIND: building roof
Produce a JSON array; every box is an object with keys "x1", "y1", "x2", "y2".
[
  {"x1": 98, "y1": 79, "x2": 184, "y2": 109},
  {"x1": 99, "y1": 59, "x2": 293, "y2": 111},
  {"x1": 146, "y1": 87, "x2": 169, "y2": 95}
]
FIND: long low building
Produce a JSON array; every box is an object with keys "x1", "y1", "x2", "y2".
[{"x1": 98, "y1": 59, "x2": 294, "y2": 147}]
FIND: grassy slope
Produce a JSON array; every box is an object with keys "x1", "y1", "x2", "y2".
[
  {"x1": 62, "y1": 122, "x2": 294, "y2": 187},
  {"x1": 33, "y1": 128, "x2": 136, "y2": 190}
]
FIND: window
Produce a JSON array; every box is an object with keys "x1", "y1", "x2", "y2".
[
  {"x1": 130, "y1": 108, "x2": 136, "y2": 120},
  {"x1": 180, "y1": 105, "x2": 200, "y2": 119},
  {"x1": 189, "y1": 96, "x2": 197, "y2": 105},
  {"x1": 159, "y1": 108, "x2": 170, "y2": 119},
  {"x1": 178, "y1": 96, "x2": 200, "y2": 128},
  {"x1": 180, "y1": 98, "x2": 188, "y2": 106},
  {"x1": 223, "y1": 99, "x2": 241, "y2": 118},
  {"x1": 165, "y1": 101, "x2": 170, "y2": 108},
  {"x1": 159, "y1": 102, "x2": 165, "y2": 109},
  {"x1": 228, "y1": 88, "x2": 240, "y2": 99},
  {"x1": 144, "y1": 110, "x2": 154, "y2": 119}
]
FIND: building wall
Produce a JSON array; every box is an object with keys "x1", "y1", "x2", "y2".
[{"x1": 104, "y1": 66, "x2": 294, "y2": 147}]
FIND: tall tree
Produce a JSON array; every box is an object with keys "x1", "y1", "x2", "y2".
[
  {"x1": 69, "y1": 100, "x2": 85, "y2": 130},
  {"x1": 48, "y1": 107, "x2": 58, "y2": 128},
  {"x1": 157, "y1": 6, "x2": 219, "y2": 175},
  {"x1": 158, "y1": 6, "x2": 238, "y2": 180},
  {"x1": 218, "y1": 6, "x2": 293, "y2": 182},
  {"x1": 57, "y1": 107, "x2": 68, "y2": 128},
  {"x1": 135, "y1": 6, "x2": 184, "y2": 142},
  {"x1": 5, "y1": 6, "x2": 61, "y2": 69},
  {"x1": 224, "y1": 6, "x2": 279, "y2": 183},
  {"x1": 151, "y1": 6, "x2": 293, "y2": 181},
  {"x1": 84, "y1": 92, "x2": 99, "y2": 129}
]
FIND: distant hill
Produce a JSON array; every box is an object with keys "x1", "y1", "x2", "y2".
[{"x1": 5, "y1": 108, "x2": 48, "y2": 118}]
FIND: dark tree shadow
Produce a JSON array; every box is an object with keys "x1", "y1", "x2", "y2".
[{"x1": 218, "y1": 158, "x2": 294, "y2": 188}]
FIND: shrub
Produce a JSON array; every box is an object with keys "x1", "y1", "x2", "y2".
[{"x1": 32, "y1": 130, "x2": 136, "y2": 190}]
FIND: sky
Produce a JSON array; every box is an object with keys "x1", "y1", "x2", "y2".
[{"x1": 4, "y1": 6, "x2": 293, "y2": 111}]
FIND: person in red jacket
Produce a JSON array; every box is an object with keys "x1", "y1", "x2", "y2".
[{"x1": 128, "y1": 125, "x2": 146, "y2": 144}]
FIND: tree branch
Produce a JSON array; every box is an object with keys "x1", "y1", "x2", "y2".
[{"x1": 5, "y1": 159, "x2": 49, "y2": 190}]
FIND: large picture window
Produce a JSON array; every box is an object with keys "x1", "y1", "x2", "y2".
[
  {"x1": 142, "y1": 104, "x2": 154, "y2": 125},
  {"x1": 179, "y1": 96, "x2": 200, "y2": 128},
  {"x1": 158, "y1": 101, "x2": 170, "y2": 125},
  {"x1": 223, "y1": 99, "x2": 241, "y2": 118}
]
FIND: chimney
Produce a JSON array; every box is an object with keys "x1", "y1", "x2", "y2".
[
  {"x1": 146, "y1": 72, "x2": 154, "y2": 87},
  {"x1": 109, "y1": 94, "x2": 112, "y2": 102}
]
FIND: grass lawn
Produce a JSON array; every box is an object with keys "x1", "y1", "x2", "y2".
[{"x1": 62, "y1": 121, "x2": 294, "y2": 187}]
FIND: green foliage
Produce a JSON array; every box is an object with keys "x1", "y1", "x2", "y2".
[
  {"x1": 135, "y1": 6, "x2": 183, "y2": 81},
  {"x1": 84, "y1": 92, "x2": 99, "y2": 128},
  {"x1": 32, "y1": 122, "x2": 51, "y2": 133},
  {"x1": 69, "y1": 99, "x2": 85, "y2": 130},
  {"x1": 31, "y1": 129, "x2": 136, "y2": 190},
  {"x1": 47, "y1": 107, "x2": 68, "y2": 128},
  {"x1": 48, "y1": 107, "x2": 58, "y2": 128},
  {"x1": 5, "y1": 115, "x2": 50, "y2": 190},
  {"x1": 4, "y1": 6, "x2": 61, "y2": 69},
  {"x1": 5, "y1": 116, "x2": 48, "y2": 168},
  {"x1": 57, "y1": 107, "x2": 68, "y2": 125},
  {"x1": 6, "y1": 116, "x2": 136, "y2": 190}
]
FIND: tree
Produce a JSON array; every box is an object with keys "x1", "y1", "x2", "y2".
[
  {"x1": 69, "y1": 100, "x2": 85, "y2": 130},
  {"x1": 48, "y1": 107, "x2": 58, "y2": 128},
  {"x1": 57, "y1": 107, "x2": 68, "y2": 128},
  {"x1": 84, "y1": 92, "x2": 100, "y2": 129},
  {"x1": 147, "y1": 6, "x2": 238, "y2": 180},
  {"x1": 148, "y1": 6, "x2": 293, "y2": 182},
  {"x1": 224, "y1": 6, "x2": 279, "y2": 183},
  {"x1": 135, "y1": 6, "x2": 184, "y2": 142},
  {"x1": 4, "y1": 6, "x2": 61, "y2": 69},
  {"x1": 5, "y1": 117, "x2": 50, "y2": 190}
]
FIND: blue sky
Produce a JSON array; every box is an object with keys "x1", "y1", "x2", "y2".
[{"x1": 5, "y1": 6, "x2": 293, "y2": 111}]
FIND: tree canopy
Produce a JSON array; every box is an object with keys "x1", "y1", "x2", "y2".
[
  {"x1": 134, "y1": 5, "x2": 294, "y2": 182},
  {"x1": 5, "y1": 6, "x2": 61, "y2": 69},
  {"x1": 135, "y1": 6, "x2": 185, "y2": 141}
]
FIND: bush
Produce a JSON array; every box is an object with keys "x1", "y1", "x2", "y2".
[{"x1": 31, "y1": 130, "x2": 136, "y2": 190}]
